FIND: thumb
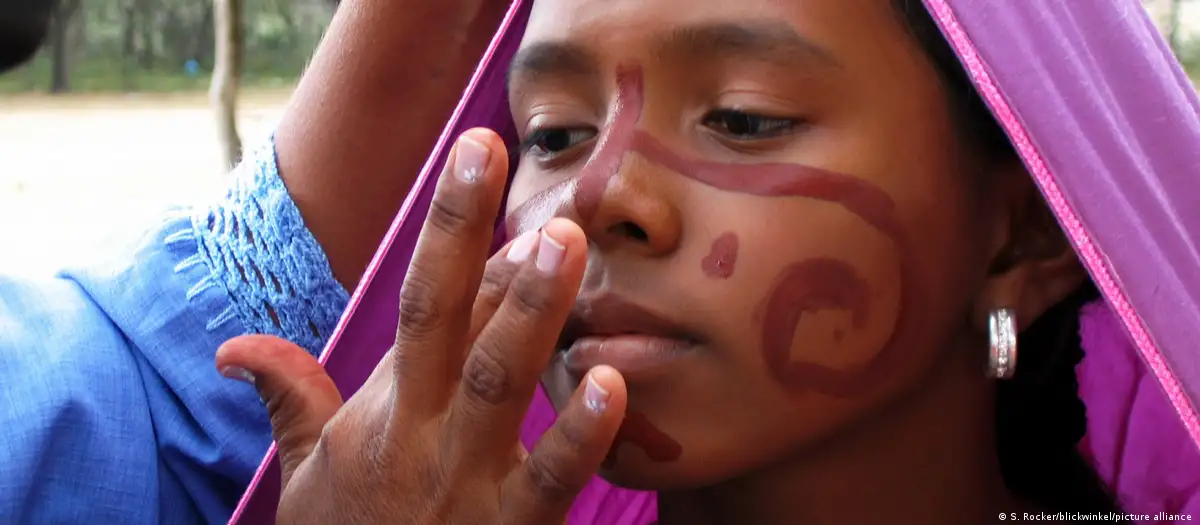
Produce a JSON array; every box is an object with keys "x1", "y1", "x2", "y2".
[{"x1": 216, "y1": 334, "x2": 344, "y2": 485}]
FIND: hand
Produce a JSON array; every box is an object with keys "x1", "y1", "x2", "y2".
[{"x1": 216, "y1": 128, "x2": 629, "y2": 525}]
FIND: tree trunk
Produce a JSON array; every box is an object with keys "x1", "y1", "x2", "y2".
[
  {"x1": 1168, "y1": 0, "x2": 1184, "y2": 54},
  {"x1": 121, "y1": 0, "x2": 138, "y2": 90},
  {"x1": 211, "y1": 0, "x2": 244, "y2": 170},
  {"x1": 48, "y1": 0, "x2": 79, "y2": 94},
  {"x1": 121, "y1": 1, "x2": 138, "y2": 59},
  {"x1": 137, "y1": 0, "x2": 156, "y2": 68}
]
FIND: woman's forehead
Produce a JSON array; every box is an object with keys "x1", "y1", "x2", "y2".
[
  {"x1": 508, "y1": 20, "x2": 842, "y2": 92},
  {"x1": 520, "y1": 0, "x2": 914, "y2": 75}
]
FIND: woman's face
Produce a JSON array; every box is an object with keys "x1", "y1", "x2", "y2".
[{"x1": 506, "y1": 0, "x2": 1002, "y2": 489}]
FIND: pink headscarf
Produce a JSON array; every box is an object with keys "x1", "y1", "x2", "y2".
[{"x1": 231, "y1": 1, "x2": 1200, "y2": 523}]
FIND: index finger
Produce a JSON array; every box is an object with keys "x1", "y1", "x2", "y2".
[{"x1": 390, "y1": 128, "x2": 509, "y2": 416}]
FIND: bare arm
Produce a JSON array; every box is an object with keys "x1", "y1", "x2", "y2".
[{"x1": 274, "y1": 0, "x2": 508, "y2": 288}]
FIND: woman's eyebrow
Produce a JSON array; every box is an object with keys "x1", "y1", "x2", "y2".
[
  {"x1": 506, "y1": 20, "x2": 838, "y2": 92},
  {"x1": 508, "y1": 42, "x2": 599, "y2": 91},
  {"x1": 657, "y1": 21, "x2": 841, "y2": 69}
]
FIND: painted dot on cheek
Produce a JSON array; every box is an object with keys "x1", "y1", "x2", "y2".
[{"x1": 701, "y1": 232, "x2": 739, "y2": 279}]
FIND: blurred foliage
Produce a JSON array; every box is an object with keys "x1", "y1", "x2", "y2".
[
  {"x1": 0, "y1": 0, "x2": 1195, "y2": 94},
  {"x1": 0, "y1": 0, "x2": 333, "y2": 93},
  {"x1": 1181, "y1": 37, "x2": 1200, "y2": 78}
]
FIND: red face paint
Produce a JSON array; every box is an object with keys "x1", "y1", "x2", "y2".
[
  {"x1": 758, "y1": 258, "x2": 873, "y2": 392},
  {"x1": 513, "y1": 62, "x2": 911, "y2": 469},
  {"x1": 505, "y1": 64, "x2": 644, "y2": 237},
  {"x1": 505, "y1": 178, "x2": 573, "y2": 239},
  {"x1": 573, "y1": 64, "x2": 644, "y2": 222},
  {"x1": 627, "y1": 131, "x2": 913, "y2": 396},
  {"x1": 630, "y1": 131, "x2": 899, "y2": 236},
  {"x1": 701, "y1": 232, "x2": 739, "y2": 279},
  {"x1": 603, "y1": 411, "x2": 684, "y2": 468}
]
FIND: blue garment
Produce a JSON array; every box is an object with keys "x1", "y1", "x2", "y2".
[{"x1": 0, "y1": 139, "x2": 350, "y2": 524}]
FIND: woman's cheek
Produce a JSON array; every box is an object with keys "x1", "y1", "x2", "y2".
[{"x1": 733, "y1": 199, "x2": 903, "y2": 395}]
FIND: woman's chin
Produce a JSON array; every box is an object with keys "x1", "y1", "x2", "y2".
[
  {"x1": 542, "y1": 356, "x2": 721, "y2": 491},
  {"x1": 596, "y1": 456, "x2": 698, "y2": 491}
]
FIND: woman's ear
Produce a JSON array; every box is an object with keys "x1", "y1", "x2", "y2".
[{"x1": 971, "y1": 168, "x2": 1088, "y2": 332}]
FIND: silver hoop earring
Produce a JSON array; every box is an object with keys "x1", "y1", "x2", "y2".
[{"x1": 988, "y1": 308, "x2": 1018, "y2": 379}]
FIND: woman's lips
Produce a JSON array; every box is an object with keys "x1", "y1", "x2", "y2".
[
  {"x1": 561, "y1": 335, "x2": 694, "y2": 382},
  {"x1": 555, "y1": 294, "x2": 700, "y2": 382}
]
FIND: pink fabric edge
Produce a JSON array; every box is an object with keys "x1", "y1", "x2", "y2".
[
  {"x1": 224, "y1": 4, "x2": 528, "y2": 522},
  {"x1": 922, "y1": 0, "x2": 1200, "y2": 448},
  {"x1": 313, "y1": 0, "x2": 526, "y2": 369}
]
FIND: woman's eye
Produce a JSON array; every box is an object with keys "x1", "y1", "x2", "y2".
[
  {"x1": 702, "y1": 109, "x2": 797, "y2": 140},
  {"x1": 520, "y1": 128, "x2": 597, "y2": 159}
]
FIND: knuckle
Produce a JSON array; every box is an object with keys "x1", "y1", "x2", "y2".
[
  {"x1": 266, "y1": 386, "x2": 310, "y2": 441},
  {"x1": 317, "y1": 412, "x2": 344, "y2": 445},
  {"x1": 306, "y1": 414, "x2": 366, "y2": 483},
  {"x1": 523, "y1": 455, "x2": 581, "y2": 504},
  {"x1": 426, "y1": 191, "x2": 477, "y2": 237},
  {"x1": 507, "y1": 271, "x2": 556, "y2": 318},
  {"x1": 554, "y1": 411, "x2": 595, "y2": 453},
  {"x1": 389, "y1": 340, "x2": 436, "y2": 383},
  {"x1": 477, "y1": 262, "x2": 517, "y2": 306},
  {"x1": 460, "y1": 345, "x2": 513, "y2": 406},
  {"x1": 396, "y1": 275, "x2": 445, "y2": 338}
]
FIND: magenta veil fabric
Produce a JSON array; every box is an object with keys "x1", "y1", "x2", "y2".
[{"x1": 229, "y1": 0, "x2": 1200, "y2": 523}]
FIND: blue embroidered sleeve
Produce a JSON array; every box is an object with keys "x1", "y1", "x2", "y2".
[{"x1": 0, "y1": 138, "x2": 350, "y2": 524}]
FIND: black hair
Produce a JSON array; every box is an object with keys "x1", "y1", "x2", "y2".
[
  {"x1": 0, "y1": 0, "x2": 57, "y2": 74},
  {"x1": 893, "y1": 0, "x2": 1124, "y2": 515}
]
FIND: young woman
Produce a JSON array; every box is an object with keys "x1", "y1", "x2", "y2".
[{"x1": 220, "y1": 0, "x2": 1200, "y2": 524}]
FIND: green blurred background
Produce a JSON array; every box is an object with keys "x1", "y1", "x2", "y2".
[
  {"x1": 2, "y1": 0, "x2": 1195, "y2": 96},
  {"x1": 0, "y1": 0, "x2": 333, "y2": 94}
]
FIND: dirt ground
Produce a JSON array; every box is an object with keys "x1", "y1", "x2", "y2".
[{"x1": 0, "y1": 89, "x2": 290, "y2": 275}]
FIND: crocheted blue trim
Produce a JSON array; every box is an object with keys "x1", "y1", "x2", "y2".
[{"x1": 186, "y1": 138, "x2": 350, "y2": 357}]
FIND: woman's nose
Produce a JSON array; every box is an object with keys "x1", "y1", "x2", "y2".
[{"x1": 576, "y1": 156, "x2": 682, "y2": 257}]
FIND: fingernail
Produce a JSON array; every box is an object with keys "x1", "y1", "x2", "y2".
[
  {"x1": 454, "y1": 135, "x2": 490, "y2": 183},
  {"x1": 220, "y1": 366, "x2": 256, "y2": 386},
  {"x1": 535, "y1": 231, "x2": 566, "y2": 274},
  {"x1": 584, "y1": 374, "x2": 610, "y2": 414},
  {"x1": 507, "y1": 230, "x2": 540, "y2": 263}
]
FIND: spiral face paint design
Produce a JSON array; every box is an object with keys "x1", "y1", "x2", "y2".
[
  {"x1": 513, "y1": 62, "x2": 913, "y2": 465},
  {"x1": 634, "y1": 127, "x2": 913, "y2": 396}
]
